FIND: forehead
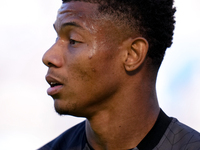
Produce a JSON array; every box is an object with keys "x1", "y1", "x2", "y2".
[
  {"x1": 55, "y1": 2, "x2": 99, "y2": 31},
  {"x1": 58, "y1": 1, "x2": 98, "y2": 15},
  {"x1": 54, "y1": 1, "x2": 127, "y2": 45}
]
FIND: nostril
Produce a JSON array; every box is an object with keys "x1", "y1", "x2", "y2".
[
  {"x1": 47, "y1": 62, "x2": 55, "y2": 67},
  {"x1": 42, "y1": 54, "x2": 63, "y2": 68},
  {"x1": 42, "y1": 56, "x2": 49, "y2": 67},
  {"x1": 42, "y1": 44, "x2": 63, "y2": 68},
  {"x1": 42, "y1": 51, "x2": 56, "y2": 67}
]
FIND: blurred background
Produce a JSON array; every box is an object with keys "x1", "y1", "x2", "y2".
[{"x1": 0, "y1": 0, "x2": 199, "y2": 149}]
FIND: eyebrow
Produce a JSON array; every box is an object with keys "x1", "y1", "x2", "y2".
[{"x1": 53, "y1": 22, "x2": 84, "y2": 31}]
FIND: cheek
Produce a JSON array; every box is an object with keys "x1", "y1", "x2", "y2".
[
  {"x1": 66, "y1": 57, "x2": 95, "y2": 87},
  {"x1": 65, "y1": 50, "x2": 98, "y2": 82},
  {"x1": 72, "y1": 63, "x2": 93, "y2": 82},
  {"x1": 64, "y1": 40, "x2": 120, "y2": 87}
]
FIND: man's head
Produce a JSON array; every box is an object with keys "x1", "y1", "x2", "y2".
[
  {"x1": 62, "y1": 0, "x2": 176, "y2": 68},
  {"x1": 42, "y1": 0, "x2": 175, "y2": 117}
]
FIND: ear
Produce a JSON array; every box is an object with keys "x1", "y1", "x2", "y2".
[{"x1": 123, "y1": 37, "x2": 149, "y2": 72}]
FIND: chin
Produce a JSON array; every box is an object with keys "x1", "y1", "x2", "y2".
[
  {"x1": 54, "y1": 100, "x2": 74, "y2": 115},
  {"x1": 55, "y1": 108, "x2": 70, "y2": 116},
  {"x1": 55, "y1": 107, "x2": 86, "y2": 117},
  {"x1": 54, "y1": 99, "x2": 84, "y2": 117}
]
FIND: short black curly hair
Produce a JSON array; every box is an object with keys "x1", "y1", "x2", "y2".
[{"x1": 62, "y1": 0, "x2": 176, "y2": 68}]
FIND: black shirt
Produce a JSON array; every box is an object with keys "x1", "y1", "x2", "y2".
[{"x1": 38, "y1": 110, "x2": 200, "y2": 150}]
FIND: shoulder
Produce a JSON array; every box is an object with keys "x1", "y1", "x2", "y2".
[
  {"x1": 38, "y1": 121, "x2": 86, "y2": 150},
  {"x1": 155, "y1": 118, "x2": 200, "y2": 150}
]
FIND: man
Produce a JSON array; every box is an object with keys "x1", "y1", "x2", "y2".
[{"x1": 39, "y1": 0, "x2": 200, "y2": 149}]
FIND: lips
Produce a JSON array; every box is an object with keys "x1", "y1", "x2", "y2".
[{"x1": 46, "y1": 75, "x2": 64, "y2": 96}]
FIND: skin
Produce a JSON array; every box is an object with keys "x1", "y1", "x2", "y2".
[{"x1": 42, "y1": 1, "x2": 160, "y2": 150}]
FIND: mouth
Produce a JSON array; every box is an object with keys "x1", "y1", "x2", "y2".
[
  {"x1": 50, "y1": 82, "x2": 63, "y2": 87},
  {"x1": 46, "y1": 76, "x2": 64, "y2": 96}
]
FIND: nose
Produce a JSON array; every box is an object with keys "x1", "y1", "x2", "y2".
[{"x1": 42, "y1": 43, "x2": 63, "y2": 68}]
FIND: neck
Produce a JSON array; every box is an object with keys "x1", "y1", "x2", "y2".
[{"x1": 85, "y1": 84, "x2": 160, "y2": 150}]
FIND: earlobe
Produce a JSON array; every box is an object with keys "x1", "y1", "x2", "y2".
[{"x1": 124, "y1": 37, "x2": 149, "y2": 72}]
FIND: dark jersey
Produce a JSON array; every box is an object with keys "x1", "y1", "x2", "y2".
[{"x1": 38, "y1": 110, "x2": 200, "y2": 150}]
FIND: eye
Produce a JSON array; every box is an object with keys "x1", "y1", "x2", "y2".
[{"x1": 69, "y1": 39, "x2": 80, "y2": 45}]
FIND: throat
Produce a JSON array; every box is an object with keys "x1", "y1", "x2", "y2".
[{"x1": 85, "y1": 107, "x2": 160, "y2": 150}]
